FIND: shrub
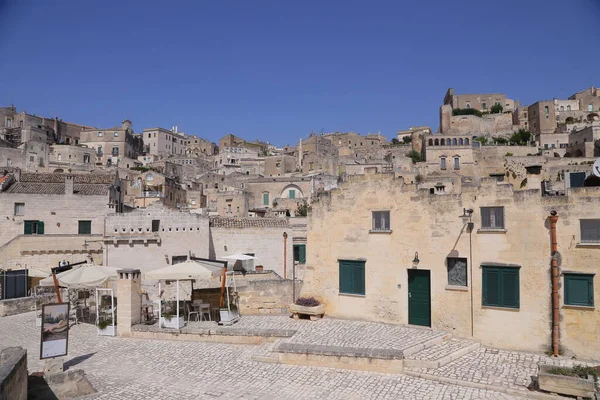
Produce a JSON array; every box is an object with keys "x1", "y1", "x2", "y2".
[
  {"x1": 295, "y1": 297, "x2": 320, "y2": 307},
  {"x1": 452, "y1": 108, "x2": 483, "y2": 117},
  {"x1": 505, "y1": 152, "x2": 513, "y2": 157},
  {"x1": 509, "y1": 129, "x2": 532, "y2": 145},
  {"x1": 406, "y1": 150, "x2": 422, "y2": 164},
  {"x1": 490, "y1": 103, "x2": 503, "y2": 114},
  {"x1": 97, "y1": 318, "x2": 113, "y2": 330},
  {"x1": 546, "y1": 364, "x2": 599, "y2": 385}
]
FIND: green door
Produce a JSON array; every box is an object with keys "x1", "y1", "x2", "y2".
[{"x1": 408, "y1": 269, "x2": 431, "y2": 327}]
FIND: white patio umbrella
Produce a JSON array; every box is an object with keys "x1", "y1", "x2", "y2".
[
  {"x1": 39, "y1": 265, "x2": 119, "y2": 289},
  {"x1": 145, "y1": 260, "x2": 224, "y2": 327},
  {"x1": 27, "y1": 267, "x2": 51, "y2": 278},
  {"x1": 222, "y1": 254, "x2": 257, "y2": 261}
]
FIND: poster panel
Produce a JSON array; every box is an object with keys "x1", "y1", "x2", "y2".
[{"x1": 40, "y1": 303, "x2": 69, "y2": 359}]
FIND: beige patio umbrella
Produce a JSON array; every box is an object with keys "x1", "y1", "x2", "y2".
[
  {"x1": 39, "y1": 265, "x2": 119, "y2": 289},
  {"x1": 145, "y1": 260, "x2": 224, "y2": 327}
]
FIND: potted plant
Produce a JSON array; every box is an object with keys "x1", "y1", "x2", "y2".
[
  {"x1": 538, "y1": 364, "x2": 597, "y2": 398},
  {"x1": 289, "y1": 297, "x2": 325, "y2": 320},
  {"x1": 219, "y1": 291, "x2": 240, "y2": 326},
  {"x1": 160, "y1": 311, "x2": 184, "y2": 329},
  {"x1": 97, "y1": 317, "x2": 117, "y2": 336}
]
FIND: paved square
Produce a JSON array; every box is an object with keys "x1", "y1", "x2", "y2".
[{"x1": 0, "y1": 312, "x2": 525, "y2": 399}]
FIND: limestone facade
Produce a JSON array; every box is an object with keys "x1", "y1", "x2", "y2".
[{"x1": 301, "y1": 174, "x2": 600, "y2": 358}]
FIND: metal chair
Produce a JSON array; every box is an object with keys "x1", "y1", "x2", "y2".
[
  {"x1": 186, "y1": 303, "x2": 199, "y2": 322},
  {"x1": 199, "y1": 304, "x2": 211, "y2": 321}
]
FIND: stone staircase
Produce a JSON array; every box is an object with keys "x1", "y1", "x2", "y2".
[
  {"x1": 250, "y1": 340, "x2": 280, "y2": 364},
  {"x1": 404, "y1": 337, "x2": 480, "y2": 369}
]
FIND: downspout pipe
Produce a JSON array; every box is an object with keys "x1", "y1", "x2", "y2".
[{"x1": 548, "y1": 211, "x2": 559, "y2": 357}]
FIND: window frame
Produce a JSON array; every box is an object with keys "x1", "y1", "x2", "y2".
[
  {"x1": 289, "y1": 189, "x2": 296, "y2": 199},
  {"x1": 339, "y1": 259, "x2": 366, "y2": 296},
  {"x1": 371, "y1": 210, "x2": 391, "y2": 232},
  {"x1": 440, "y1": 157, "x2": 446, "y2": 170},
  {"x1": 563, "y1": 273, "x2": 594, "y2": 307},
  {"x1": 580, "y1": 219, "x2": 600, "y2": 243},
  {"x1": 14, "y1": 202, "x2": 24, "y2": 216},
  {"x1": 482, "y1": 265, "x2": 520, "y2": 309},
  {"x1": 263, "y1": 192, "x2": 269, "y2": 206},
  {"x1": 78, "y1": 220, "x2": 92, "y2": 235},
  {"x1": 480, "y1": 207, "x2": 505, "y2": 230},
  {"x1": 453, "y1": 156, "x2": 460, "y2": 170}
]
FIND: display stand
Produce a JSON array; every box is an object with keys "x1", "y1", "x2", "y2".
[
  {"x1": 219, "y1": 271, "x2": 240, "y2": 326},
  {"x1": 95, "y1": 288, "x2": 116, "y2": 336}
]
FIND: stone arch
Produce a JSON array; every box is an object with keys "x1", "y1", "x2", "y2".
[
  {"x1": 429, "y1": 139, "x2": 434, "y2": 146},
  {"x1": 465, "y1": 138, "x2": 470, "y2": 145},
  {"x1": 440, "y1": 138, "x2": 445, "y2": 145},
  {"x1": 452, "y1": 138, "x2": 457, "y2": 145},
  {"x1": 434, "y1": 139, "x2": 439, "y2": 146},
  {"x1": 280, "y1": 184, "x2": 304, "y2": 199},
  {"x1": 458, "y1": 138, "x2": 463, "y2": 145}
]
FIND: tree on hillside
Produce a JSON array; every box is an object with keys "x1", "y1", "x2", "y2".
[
  {"x1": 510, "y1": 129, "x2": 532, "y2": 145},
  {"x1": 406, "y1": 150, "x2": 422, "y2": 164},
  {"x1": 490, "y1": 103, "x2": 504, "y2": 114},
  {"x1": 402, "y1": 135, "x2": 412, "y2": 144},
  {"x1": 391, "y1": 138, "x2": 400, "y2": 145}
]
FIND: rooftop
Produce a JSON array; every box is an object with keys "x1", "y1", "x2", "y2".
[
  {"x1": 209, "y1": 217, "x2": 289, "y2": 228},
  {"x1": 4, "y1": 182, "x2": 110, "y2": 195},
  {"x1": 20, "y1": 172, "x2": 116, "y2": 184}
]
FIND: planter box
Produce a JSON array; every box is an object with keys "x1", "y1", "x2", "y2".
[
  {"x1": 538, "y1": 365, "x2": 596, "y2": 398},
  {"x1": 219, "y1": 309, "x2": 240, "y2": 326},
  {"x1": 160, "y1": 316, "x2": 185, "y2": 329},
  {"x1": 97, "y1": 325, "x2": 117, "y2": 337},
  {"x1": 289, "y1": 303, "x2": 325, "y2": 320}
]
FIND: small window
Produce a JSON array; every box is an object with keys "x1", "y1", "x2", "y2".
[
  {"x1": 371, "y1": 211, "x2": 390, "y2": 231},
  {"x1": 544, "y1": 106, "x2": 549, "y2": 114},
  {"x1": 588, "y1": 104, "x2": 593, "y2": 112},
  {"x1": 453, "y1": 157, "x2": 460, "y2": 170},
  {"x1": 114, "y1": 132, "x2": 119, "y2": 137},
  {"x1": 112, "y1": 147, "x2": 119, "y2": 156},
  {"x1": 24, "y1": 220, "x2": 44, "y2": 235},
  {"x1": 151, "y1": 220, "x2": 160, "y2": 232},
  {"x1": 482, "y1": 102, "x2": 487, "y2": 110},
  {"x1": 339, "y1": 260, "x2": 365, "y2": 295},
  {"x1": 263, "y1": 193, "x2": 269, "y2": 206},
  {"x1": 481, "y1": 207, "x2": 504, "y2": 229},
  {"x1": 440, "y1": 157, "x2": 446, "y2": 170},
  {"x1": 98, "y1": 132, "x2": 103, "y2": 137},
  {"x1": 293, "y1": 244, "x2": 306, "y2": 264},
  {"x1": 78, "y1": 220, "x2": 92, "y2": 235},
  {"x1": 564, "y1": 274, "x2": 594, "y2": 307},
  {"x1": 447, "y1": 257, "x2": 468, "y2": 287},
  {"x1": 482, "y1": 266, "x2": 519, "y2": 308},
  {"x1": 289, "y1": 189, "x2": 296, "y2": 199},
  {"x1": 580, "y1": 219, "x2": 600, "y2": 243},
  {"x1": 14, "y1": 203, "x2": 24, "y2": 216}
]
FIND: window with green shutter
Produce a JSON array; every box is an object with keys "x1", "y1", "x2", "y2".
[
  {"x1": 263, "y1": 193, "x2": 269, "y2": 206},
  {"x1": 339, "y1": 260, "x2": 365, "y2": 295},
  {"x1": 24, "y1": 220, "x2": 44, "y2": 235},
  {"x1": 564, "y1": 274, "x2": 594, "y2": 307},
  {"x1": 482, "y1": 266, "x2": 519, "y2": 308},
  {"x1": 289, "y1": 189, "x2": 295, "y2": 199},
  {"x1": 293, "y1": 244, "x2": 306, "y2": 264},
  {"x1": 78, "y1": 220, "x2": 92, "y2": 235}
]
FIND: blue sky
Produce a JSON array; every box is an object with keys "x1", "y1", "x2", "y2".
[{"x1": 1, "y1": 0, "x2": 599, "y2": 146}]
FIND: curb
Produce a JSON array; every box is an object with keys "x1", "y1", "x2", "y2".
[{"x1": 404, "y1": 370, "x2": 564, "y2": 400}]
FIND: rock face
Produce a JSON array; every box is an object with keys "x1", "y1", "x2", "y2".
[{"x1": 43, "y1": 370, "x2": 96, "y2": 399}]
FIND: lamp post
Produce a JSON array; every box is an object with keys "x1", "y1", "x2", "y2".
[{"x1": 459, "y1": 208, "x2": 474, "y2": 337}]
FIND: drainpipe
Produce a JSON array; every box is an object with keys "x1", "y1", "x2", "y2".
[
  {"x1": 283, "y1": 232, "x2": 288, "y2": 279},
  {"x1": 549, "y1": 210, "x2": 559, "y2": 357}
]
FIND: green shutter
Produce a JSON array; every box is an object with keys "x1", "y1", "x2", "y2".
[
  {"x1": 289, "y1": 190, "x2": 295, "y2": 199},
  {"x1": 24, "y1": 221, "x2": 33, "y2": 235},
  {"x1": 564, "y1": 274, "x2": 594, "y2": 306},
  {"x1": 263, "y1": 193, "x2": 269, "y2": 206},
  {"x1": 78, "y1": 220, "x2": 91, "y2": 235},
  {"x1": 299, "y1": 245, "x2": 306, "y2": 264},
  {"x1": 482, "y1": 268, "x2": 501, "y2": 306},
  {"x1": 339, "y1": 260, "x2": 365, "y2": 295},
  {"x1": 501, "y1": 268, "x2": 519, "y2": 308},
  {"x1": 36, "y1": 221, "x2": 44, "y2": 235}
]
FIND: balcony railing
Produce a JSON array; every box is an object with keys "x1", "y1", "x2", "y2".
[{"x1": 142, "y1": 191, "x2": 164, "y2": 198}]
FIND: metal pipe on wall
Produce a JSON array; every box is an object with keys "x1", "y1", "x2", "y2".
[
  {"x1": 548, "y1": 211, "x2": 560, "y2": 357},
  {"x1": 283, "y1": 232, "x2": 288, "y2": 279}
]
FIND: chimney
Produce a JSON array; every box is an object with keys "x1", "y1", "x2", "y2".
[{"x1": 65, "y1": 175, "x2": 74, "y2": 195}]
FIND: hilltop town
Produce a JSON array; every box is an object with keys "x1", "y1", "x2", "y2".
[{"x1": 1, "y1": 85, "x2": 599, "y2": 399}]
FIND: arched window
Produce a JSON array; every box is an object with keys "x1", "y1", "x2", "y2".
[
  {"x1": 434, "y1": 139, "x2": 439, "y2": 146},
  {"x1": 466, "y1": 104, "x2": 471, "y2": 109},
  {"x1": 458, "y1": 138, "x2": 463, "y2": 145},
  {"x1": 428, "y1": 139, "x2": 433, "y2": 146},
  {"x1": 567, "y1": 105, "x2": 571, "y2": 111},
  {"x1": 440, "y1": 139, "x2": 445, "y2": 145},
  {"x1": 146, "y1": 173, "x2": 154, "y2": 182},
  {"x1": 465, "y1": 138, "x2": 470, "y2": 146},
  {"x1": 452, "y1": 138, "x2": 458, "y2": 145},
  {"x1": 560, "y1": 106, "x2": 564, "y2": 111}
]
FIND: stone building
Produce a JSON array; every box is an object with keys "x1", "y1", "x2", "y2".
[
  {"x1": 301, "y1": 174, "x2": 600, "y2": 359},
  {"x1": 48, "y1": 144, "x2": 94, "y2": 171},
  {"x1": 566, "y1": 123, "x2": 600, "y2": 157},
  {"x1": 142, "y1": 127, "x2": 190, "y2": 157},
  {"x1": 528, "y1": 101, "x2": 557, "y2": 136},
  {"x1": 0, "y1": 171, "x2": 123, "y2": 268},
  {"x1": 264, "y1": 155, "x2": 296, "y2": 177},
  {"x1": 184, "y1": 136, "x2": 218, "y2": 156},
  {"x1": 212, "y1": 147, "x2": 261, "y2": 175},
  {"x1": 80, "y1": 120, "x2": 143, "y2": 166},
  {"x1": 443, "y1": 88, "x2": 514, "y2": 112},
  {"x1": 0, "y1": 141, "x2": 50, "y2": 171}
]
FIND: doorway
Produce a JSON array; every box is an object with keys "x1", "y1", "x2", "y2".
[{"x1": 408, "y1": 269, "x2": 431, "y2": 327}]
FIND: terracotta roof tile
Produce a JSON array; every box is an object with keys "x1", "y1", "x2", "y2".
[
  {"x1": 4, "y1": 183, "x2": 109, "y2": 195},
  {"x1": 20, "y1": 172, "x2": 115, "y2": 184},
  {"x1": 209, "y1": 217, "x2": 289, "y2": 228}
]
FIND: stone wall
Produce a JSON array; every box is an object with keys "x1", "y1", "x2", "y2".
[
  {"x1": 0, "y1": 294, "x2": 57, "y2": 317},
  {"x1": 0, "y1": 347, "x2": 27, "y2": 400}
]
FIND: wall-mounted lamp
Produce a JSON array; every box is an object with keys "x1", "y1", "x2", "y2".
[
  {"x1": 412, "y1": 252, "x2": 420, "y2": 268},
  {"x1": 460, "y1": 208, "x2": 474, "y2": 231}
]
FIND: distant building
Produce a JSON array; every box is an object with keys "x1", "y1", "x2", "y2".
[{"x1": 80, "y1": 120, "x2": 143, "y2": 166}]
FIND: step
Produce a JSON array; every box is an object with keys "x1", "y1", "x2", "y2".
[
  {"x1": 404, "y1": 338, "x2": 480, "y2": 369},
  {"x1": 250, "y1": 340, "x2": 281, "y2": 364}
]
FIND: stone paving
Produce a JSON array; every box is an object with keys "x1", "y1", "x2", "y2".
[
  {"x1": 406, "y1": 338, "x2": 476, "y2": 361},
  {"x1": 0, "y1": 312, "x2": 525, "y2": 400},
  {"x1": 405, "y1": 346, "x2": 595, "y2": 393}
]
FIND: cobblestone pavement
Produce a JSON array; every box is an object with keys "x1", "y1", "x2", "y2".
[
  {"x1": 406, "y1": 338, "x2": 475, "y2": 361},
  {"x1": 406, "y1": 346, "x2": 594, "y2": 392},
  {"x1": 187, "y1": 315, "x2": 446, "y2": 351},
  {"x1": 0, "y1": 312, "x2": 524, "y2": 400}
]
